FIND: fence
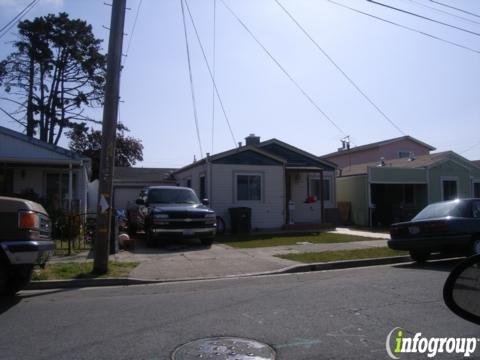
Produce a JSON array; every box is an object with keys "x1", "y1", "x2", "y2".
[{"x1": 53, "y1": 212, "x2": 96, "y2": 256}]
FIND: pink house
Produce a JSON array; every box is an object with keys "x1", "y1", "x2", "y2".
[{"x1": 320, "y1": 136, "x2": 436, "y2": 169}]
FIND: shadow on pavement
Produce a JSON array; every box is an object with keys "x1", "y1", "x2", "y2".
[
  {"x1": 126, "y1": 235, "x2": 213, "y2": 255},
  {"x1": 393, "y1": 257, "x2": 464, "y2": 273},
  {"x1": 0, "y1": 288, "x2": 76, "y2": 315}
]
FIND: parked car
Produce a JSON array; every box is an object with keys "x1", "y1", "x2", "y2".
[
  {"x1": 388, "y1": 198, "x2": 480, "y2": 262},
  {"x1": 128, "y1": 186, "x2": 217, "y2": 247},
  {"x1": 0, "y1": 196, "x2": 54, "y2": 295}
]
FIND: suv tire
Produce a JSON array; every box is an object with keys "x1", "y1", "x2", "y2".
[
  {"x1": 409, "y1": 250, "x2": 429, "y2": 263},
  {"x1": 6, "y1": 265, "x2": 33, "y2": 295},
  {"x1": 201, "y1": 238, "x2": 214, "y2": 247},
  {"x1": 0, "y1": 260, "x2": 9, "y2": 296}
]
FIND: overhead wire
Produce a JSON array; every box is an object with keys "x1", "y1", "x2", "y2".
[
  {"x1": 218, "y1": 0, "x2": 347, "y2": 136},
  {"x1": 401, "y1": 0, "x2": 480, "y2": 26},
  {"x1": 366, "y1": 0, "x2": 480, "y2": 37},
  {"x1": 183, "y1": 0, "x2": 237, "y2": 148},
  {"x1": 0, "y1": 0, "x2": 39, "y2": 40},
  {"x1": 430, "y1": 0, "x2": 480, "y2": 19},
  {"x1": 274, "y1": 0, "x2": 405, "y2": 135},
  {"x1": 211, "y1": 0, "x2": 217, "y2": 153},
  {"x1": 327, "y1": 0, "x2": 480, "y2": 54},
  {"x1": 123, "y1": 0, "x2": 143, "y2": 67},
  {"x1": 180, "y1": 0, "x2": 204, "y2": 158}
]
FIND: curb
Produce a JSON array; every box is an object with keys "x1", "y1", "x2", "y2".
[{"x1": 25, "y1": 255, "x2": 414, "y2": 290}]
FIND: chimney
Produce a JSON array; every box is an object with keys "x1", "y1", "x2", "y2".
[{"x1": 245, "y1": 133, "x2": 260, "y2": 146}]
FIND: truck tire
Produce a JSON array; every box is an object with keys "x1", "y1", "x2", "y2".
[
  {"x1": 6, "y1": 265, "x2": 33, "y2": 295},
  {"x1": 201, "y1": 237, "x2": 214, "y2": 247},
  {"x1": 128, "y1": 223, "x2": 137, "y2": 237},
  {"x1": 0, "y1": 260, "x2": 9, "y2": 296},
  {"x1": 145, "y1": 228, "x2": 154, "y2": 247},
  {"x1": 409, "y1": 250, "x2": 429, "y2": 263}
]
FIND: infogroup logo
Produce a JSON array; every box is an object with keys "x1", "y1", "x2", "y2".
[{"x1": 386, "y1": 327, "x2": 479, "y2": 359}]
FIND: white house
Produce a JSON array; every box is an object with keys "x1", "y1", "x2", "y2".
[
  {"x1": 173, "y1": 135, "x2": 337, "y2": 230},
  {"x1": 0, "y1": 125, "x2": 91, "y2": 214}
]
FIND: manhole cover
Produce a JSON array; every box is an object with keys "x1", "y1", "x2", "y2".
[{"x1": 171, "y1": 337, "x2": 276, "y2": 360}]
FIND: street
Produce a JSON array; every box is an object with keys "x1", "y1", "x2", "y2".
[{"x1": 1, "y1": 259, "x2": 479, "y2": 360}]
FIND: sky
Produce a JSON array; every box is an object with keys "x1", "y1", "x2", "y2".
[{"x1": 0, "y1": 0, "x2": 479, "y2": 168}]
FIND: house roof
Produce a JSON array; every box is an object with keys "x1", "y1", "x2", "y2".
[
  {"x1": 339, "y1": 151, "x2": 475, "y2": 177},
  {"x1": 0, "y1": 125, "x2": 90, "y2": 163},
  {"x1": 473, "y1": 160, "x2": 480, "y2": 167},
  {"x1": 173, "y1": 137, "x2": 337, "y2": 174},
  {"x1": 114, "y1": 167, "x2": 176, "y2": 183},
  {"x1": 320, "y1": 135, "x2": 436, "y2": 159}
]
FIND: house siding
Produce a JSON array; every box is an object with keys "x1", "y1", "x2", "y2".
[
  {"x1": 326, "y1": 139, "x2": 431, "y2": 168},
  {"x1": 337, "y1": 175, "x2": 369, "y2": 226},
  {"x1": 211, "y1": 164, "x2": 285, "y2": 230},
  {"x1": 369, "y1": 167, "x2": 428, "y2": 184}
]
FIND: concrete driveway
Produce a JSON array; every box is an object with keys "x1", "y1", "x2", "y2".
[{"x1": 114, "y1": 233, "x2": 388, "y2": 281}]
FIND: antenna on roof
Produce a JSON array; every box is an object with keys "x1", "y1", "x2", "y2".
[{"x1": 338, "y1": 135, "x2": 350, "y2": 152}]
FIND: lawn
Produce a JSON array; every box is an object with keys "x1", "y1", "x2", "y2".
[
  {"x1": 32, "y1": 261, "x2": 138, "y2": 281},
  {"x1": 218, "y1": 232, "x2": 382, "y2": 249},
  {"x1": 276, "y1": 247, "x2": 407, "y2": 263}
]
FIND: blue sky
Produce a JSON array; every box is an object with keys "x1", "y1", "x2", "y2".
[{"x1": 0, "y1": 0, "x2": 479, "y2": 167}]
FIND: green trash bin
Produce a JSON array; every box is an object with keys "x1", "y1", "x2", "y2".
[{"x1": 229, "y1": 207, "x2": 251, "y2": 234}]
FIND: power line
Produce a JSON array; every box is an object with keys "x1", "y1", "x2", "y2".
[
  {"x1": 327, "y1": 0, "x2": 480, "y2": 54},
  {"x1": 0, "y1": 0, "x2": 39, "y2": 40},
  {"x1": 430, "y1": 0, "x2": 480, "y2": 19},
  {"x1": 180, "y1": 0, "x2": 203, "y2": 158},
  {"x1": 460, "y1": 141, "x2": 480, "y2": 155},
  {"x1": 184, "y1": 0, "x2": 237, "y2": 148},
  {"x1": 274, "y1": 0, "x2": 405, "y2": 135},
  {"x1": 367, "y1": 0, "x2": 480, "y2": 37},
  {"x1": 401, "y1": 0, "x2": 480, "y2": 26},
  {"x1": 219, "y1": 0, "x2": 346, "y2": 136},
  {"x1": 124, "y1": 0, "x2": 143, "y2": 65},
  {"x1": 211, "y1": 0, "x2": 217, "y2": 153}
]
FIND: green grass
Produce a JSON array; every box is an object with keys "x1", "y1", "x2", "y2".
[
  {"x1": 32, "y1": 261, "x2": 138, "y2": 281},
  {"x1": 276, "y1": 247, "x2": 407, "y2": 263},
  {"x1": 218, "y1": 232, "x2": 381, "y2": 249}
]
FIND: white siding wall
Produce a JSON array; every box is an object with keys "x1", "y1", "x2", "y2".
[
  {"x1": 211, "y1": 164, "x2": 285, "y2": 230},
  {"x1": 175, "y1": 164, "x2": 208, "y2": 199}
]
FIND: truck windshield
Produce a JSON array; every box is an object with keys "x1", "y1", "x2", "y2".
[
  {"x1": 413, "y1": 200, "x2": 469, "y2": 220},
  {"x1": 147, "y1": 188, "x2": 200, "y2": 204}
]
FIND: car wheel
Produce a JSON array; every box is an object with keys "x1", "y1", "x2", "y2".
[
  {"x1": 0, "y1": 260, "x2": 9, "y2": 296},
  {"x1": 409, "y1": 250, "x2": 429, "y2": 263},
  {"x1": 6, "y1": 265, "x2": 33, "y2": 295},
  {"x1": 201, "y1": 237, "x2": 214, "y2": 247},
  {"x1": 469, "y1": 239, "x2": 480, "y2": 256}
]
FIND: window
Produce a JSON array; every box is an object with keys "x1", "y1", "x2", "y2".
[
  {"x1": 186, "y1": 178, "x2": 192, "y2": 188},
  {"x1": 309, "y1": 178, "x2": 330, "y2": 202},
  {"x1": 236, "y1": 174, "x2": 261, "y2": 201},
  {"x1": 398, "y1": 151, "x2": 411, "y2": 159},
  {"x1": 442, "y1": 179, "x2": 457, "y2": 201},
  {"x1": 474, "y1": 182, "x2": 480, "y2": 198},
  {"x1": 199, "y1": 175, "x2": 206, "y2": 200}
]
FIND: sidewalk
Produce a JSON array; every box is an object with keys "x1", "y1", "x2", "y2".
[{"x1": 46, "y1": 227, "x2": 389, "y2": 281}]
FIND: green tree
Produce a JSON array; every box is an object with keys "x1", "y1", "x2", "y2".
[
  {"x1": 0, "y1": 13, "x2": 106, "y2": 144},
  {"x1": 68, "y1": 123, "x2": 144, "y2": 180}
]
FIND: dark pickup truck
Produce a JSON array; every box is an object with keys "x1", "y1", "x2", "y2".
[
  {"x1": 127, "y1": 186, "x2": 217, "y2": 247},
  {"x1": 0, "y1": 196, "x2": 54, "y2": 295}
]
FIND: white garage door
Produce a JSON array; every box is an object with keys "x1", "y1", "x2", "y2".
[{"x1": 114, "y1": 187, "x2": 142, "y2": 210}]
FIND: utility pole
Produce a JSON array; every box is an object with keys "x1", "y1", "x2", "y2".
[{"x1": 94, "y1": 0, "x2": 127, "y2": 274}]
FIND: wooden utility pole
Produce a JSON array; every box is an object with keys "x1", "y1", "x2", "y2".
[{"x1": 94, "y1": 0, "x2": 127, "y2": 274}]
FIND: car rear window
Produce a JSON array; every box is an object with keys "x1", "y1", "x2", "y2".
[
  {"x1": 413, "y1": 200, "x2": 470, "y2": 220},
  {"x1": 147, "y1": 188, "x2": 200, "y2": 204}
]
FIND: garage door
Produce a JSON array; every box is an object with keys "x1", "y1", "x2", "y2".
[{"x1": 114, "y1": 187, "x2": 142, "y2": 210}]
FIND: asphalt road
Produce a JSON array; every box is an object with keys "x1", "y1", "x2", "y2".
[{"x1": 1, "y1": 259, "x2": 479, "y2": 360}]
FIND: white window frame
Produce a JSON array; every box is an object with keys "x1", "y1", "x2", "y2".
[
  {"x1": 440, "y1": 176, "x2": 459, "y2": 201},
  {"x1": 234, "y1": 172, "x2": 263, "y2": 202}
]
